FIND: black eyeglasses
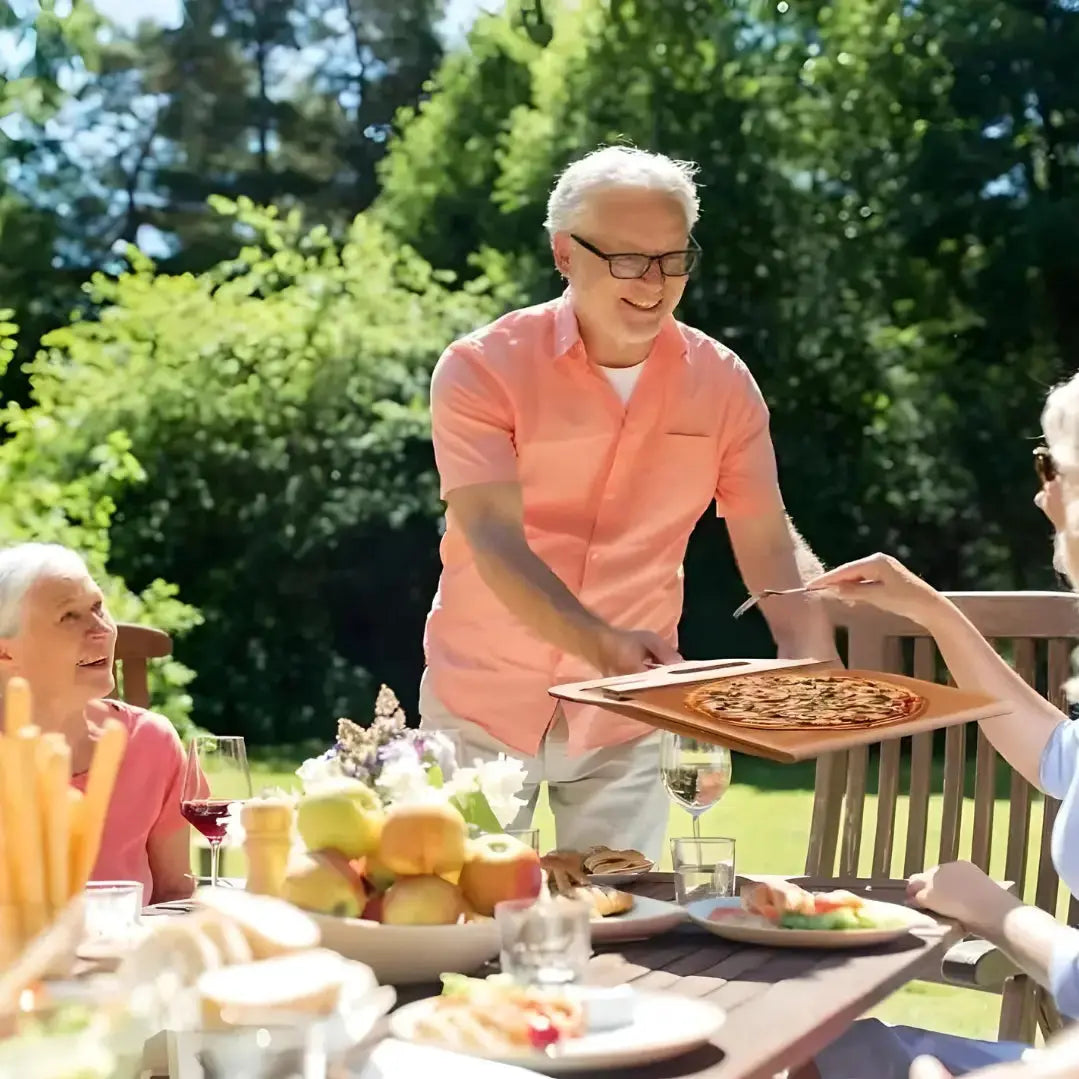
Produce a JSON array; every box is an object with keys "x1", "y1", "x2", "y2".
[
  {"x1": 570, "y1": 234, "x2": 701, "y2": 280},
  {"x1": 1035, "y1": 446, "x2": 1058, "y2": 485}
]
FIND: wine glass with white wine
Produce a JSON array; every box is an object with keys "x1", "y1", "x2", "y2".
[{"x1": 660, "y1": 732, "x2": 732, "y2": 839}]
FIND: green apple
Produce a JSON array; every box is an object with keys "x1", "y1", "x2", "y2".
[{"x1": 296, "y1": 779, "x2": 384, "y2": 859}]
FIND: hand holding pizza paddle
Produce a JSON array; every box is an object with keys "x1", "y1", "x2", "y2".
[{"x1": 806, "y1": 552, "x2": 944, "y2": 624}]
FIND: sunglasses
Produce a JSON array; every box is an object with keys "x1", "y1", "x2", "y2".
[{"x1": 1034, "y1": 446, "x2": 1058, "y2": 485}]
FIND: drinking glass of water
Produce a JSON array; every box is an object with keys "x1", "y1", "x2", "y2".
[
  {"x1": 494, "y1": 895, "x2": 592, "y2": 986},
  {"x1": 670, "y1": 836, "x2": 736, "y2": 905},
  {"x1": 660, "y1": 732, "x2": 732, "y2": 839}
]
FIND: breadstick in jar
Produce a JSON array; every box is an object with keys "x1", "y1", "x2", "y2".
[
  {"x1": 73, "y1": 719, "x2": 127, "y2": 889},
  {"x1": 38, "y1": 734, "x2": 71, "y2": 915}
]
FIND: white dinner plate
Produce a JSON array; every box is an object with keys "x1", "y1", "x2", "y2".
[
  {"x1": 687, "y1": 896, "x2": 937, "y2": 949},
  {"x1": 389, "y1": 989, "x2": 725, "y2": 1073},
  {"x1": 589, "y1": 893, "x2": 685, "y2": 943}
]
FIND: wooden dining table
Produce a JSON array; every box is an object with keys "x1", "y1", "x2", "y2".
[{"x1": 378, "y1": 872, "x2": 963, "y2": 1079}]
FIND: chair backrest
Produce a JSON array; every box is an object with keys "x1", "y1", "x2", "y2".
[
  {"x1": 112, "y1": 623, "x2": 172, "y2": 709},
  {"x1": 806, "y1": 592, "x2": 1079, "y2": 921}
]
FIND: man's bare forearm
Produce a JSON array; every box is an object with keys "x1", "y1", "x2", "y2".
[
  {"x1": 469, "y1": 522, "x2": 603, "y2": 661},
  {"x1": 733, "y1": 514, "x2": 838, "y2": 660}
]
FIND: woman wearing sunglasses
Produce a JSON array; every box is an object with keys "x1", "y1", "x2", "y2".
[{"x1": 795, "y1": 373, "x2": 1079, "y2": 1077}]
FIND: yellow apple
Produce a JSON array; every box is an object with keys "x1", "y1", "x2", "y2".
[
  {"x1": 282, "y1": 852, "x2": 368, "y2": 918},
  {"x1": 377, "y1": 800, "x2": 467, "y2": 877},
  {"x1": 381, "y1": 875, "x2": 464, "y2": 926},
  {"x1": 296, "y1": 779, "x2": 383, "y2": 859}
]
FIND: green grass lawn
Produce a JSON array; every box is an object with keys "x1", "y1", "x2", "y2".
[{"x1": 215, "y1": 751, "x2": 1049, "y2": 1041}]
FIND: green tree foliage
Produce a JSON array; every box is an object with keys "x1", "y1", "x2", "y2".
[
  {"x1": 379, "y1": 0, "x2": 1076, "y2": 667},
  {"x1": 22, "y1": 203, "x2": 494, "y2": 740},
  {"x1": 1, "y1": 0, "x2": 448, "y2": 401}
]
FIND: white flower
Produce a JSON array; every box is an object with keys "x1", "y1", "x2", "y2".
[
  {"x1": 375, "y1": 754, "x2": 439, "y2": 806},
  {"x1": 476, "y1": 754, "x2": 528, "y2": 827},
  {"x1": 296, "y1": 751, "x2": 348, "y2": 791},
  {"x1": 445, "y1": 753, "x2": 528, "y2": 828}
]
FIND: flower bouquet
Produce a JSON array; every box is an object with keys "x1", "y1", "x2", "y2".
[{"x1": 296, "y1": 685, "x2": 527, "y2": 835}]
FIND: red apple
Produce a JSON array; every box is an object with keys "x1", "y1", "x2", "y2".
[
  {"x1": 458, "y1": 833, "x2": 542, "y2": 916},
  {"x1": 361, "y1": 894, "x2": 384, "y2": 922}
]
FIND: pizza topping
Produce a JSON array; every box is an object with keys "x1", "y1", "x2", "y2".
[{"x1": 683, "y1": 673, "x2": 926, "y2": 731}]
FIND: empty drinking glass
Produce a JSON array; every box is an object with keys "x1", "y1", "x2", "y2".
[
  {"x1": 494, "y1": 895, "x2": 591, "y2": 986},
  {"x1": 670, "y1": 837, "x2": 736, "y2": 905},
  {"x1": 83, "y1": 881, "x2": 144, "y2": 943}
]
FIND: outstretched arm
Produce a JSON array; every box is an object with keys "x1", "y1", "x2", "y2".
[
  {"x1": 809, "y1": 553, "x2": 1066, "y2": 787},
  {"x1": 727, "y1": 504, "x2": 838, "y2": 662}
]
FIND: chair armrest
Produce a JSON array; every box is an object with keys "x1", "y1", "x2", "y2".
[{"x1": 941, "y1": 937, "x2": 1022, "y2": 990}]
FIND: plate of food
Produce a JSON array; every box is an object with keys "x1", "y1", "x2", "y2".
[
  {"x1": 687, "y1": 880, "x2": 937, "y2": 949},
  {"x1": 541, "y1": 846, "x2": 654, "y2": 888},
  {"x1": 545, "y1": 880, "x2": 685, "y2": 943},
  {"x1": 389, "y1": 973, "x2": 725, "y2": 1073}
]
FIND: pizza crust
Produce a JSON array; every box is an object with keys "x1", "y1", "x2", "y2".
[{"x1": 683, "y1": 673, "x2": 928, "y2": 731}]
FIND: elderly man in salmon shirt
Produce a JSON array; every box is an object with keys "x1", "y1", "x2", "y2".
[{"x1": 419, "y1": 145, "x2": 837, "y2": 860}]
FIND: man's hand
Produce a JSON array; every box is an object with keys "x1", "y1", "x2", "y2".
[
  {"x1": 906, "y1": 860, "x2": 1002, "y2": 923},
  {"x1": 585, "y1": 625, "x2": 681, "y2": 676}
]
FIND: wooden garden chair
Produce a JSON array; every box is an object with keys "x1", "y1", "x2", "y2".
[
  {"x1": 113, "y1": 622, "x2": 173, "y2": 708},
  {"x1": 807, "y1": 592, "x2": 1079, "y2": 1042}
]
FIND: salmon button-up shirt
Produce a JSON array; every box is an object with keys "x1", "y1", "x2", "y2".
[{"x1": 424, "y1": 290, "x2": 779, "y2": 756}]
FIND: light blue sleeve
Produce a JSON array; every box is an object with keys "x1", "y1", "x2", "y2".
[
  {"x1": 1049, "y1": 929, "x2": 1079, "y2": 1020},
  {"x1": 1039, "y1": 718, "x2": 1079, "y2": 800},
  {"x1": 1039, "y1": 719, "x2": 1079, "y2": 1019}
]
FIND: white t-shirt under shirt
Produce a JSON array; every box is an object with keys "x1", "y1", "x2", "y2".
[{"x1": 599, "y1": 362, "x2": 644, "y2": 404}]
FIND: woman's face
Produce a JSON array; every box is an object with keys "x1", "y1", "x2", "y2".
[{"x1": 0, "y1": 568, "x2": 117, "y2": 719}]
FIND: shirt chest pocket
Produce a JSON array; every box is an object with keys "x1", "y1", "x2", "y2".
[
  {"x1": 646, "y1": 432, "x2": 718, "y2": 516},
  {"x1": 518, "y1": 433, "x2": 615, "y2": 506}
]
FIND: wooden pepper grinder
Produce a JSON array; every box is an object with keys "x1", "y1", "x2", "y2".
[{"x1": 241, "y1": 799, "x2": 295, "y2": 898}]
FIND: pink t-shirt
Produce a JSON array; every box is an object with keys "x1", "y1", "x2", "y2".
[{"x1": 70, "y1": 700, "x2": 187, "y2": 903}]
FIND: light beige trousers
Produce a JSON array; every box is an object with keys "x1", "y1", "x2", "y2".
[{"x1": 418, "y1": 670, "x2": 669, "y2": 862}]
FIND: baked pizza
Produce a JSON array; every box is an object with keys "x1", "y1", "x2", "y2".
[{"x1": 684, "y1": 673, "x2": 927, "y2": 730}]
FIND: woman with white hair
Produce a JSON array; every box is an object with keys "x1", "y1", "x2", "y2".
[
  {"x1": 794, "y1": 371, "x2": 1079, "y2": 1078},
  {"x1": 0, "y1": 543, "x2": 192, "y2": 903}
]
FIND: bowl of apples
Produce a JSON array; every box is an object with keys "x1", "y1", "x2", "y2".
[{"x1": 280, "y1": 787, "x2": 542, "y2": 985}]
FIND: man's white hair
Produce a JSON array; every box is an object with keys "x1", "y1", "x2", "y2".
[
  {"x1": 544, "y1": 145, "x2": 701, "y2": 235},
  {"x1": 0, "y1": 543, "x2": 90, "y2": 637}
]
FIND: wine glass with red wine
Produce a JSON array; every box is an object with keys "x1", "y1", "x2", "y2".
[{"x1": 181, "y1": 735, "x2": 252, "y2": 888}]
